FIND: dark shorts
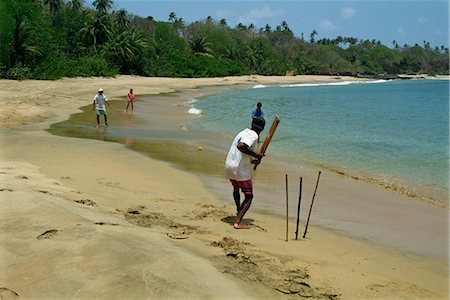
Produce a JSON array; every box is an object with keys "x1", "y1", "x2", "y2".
[{"x1": 230, "y1": 179, "x2": 253, "y2": 195}]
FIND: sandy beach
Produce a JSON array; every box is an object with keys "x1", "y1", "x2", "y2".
[{"x1": 1, "y1": 75, "x2": 448, "y2": 299}]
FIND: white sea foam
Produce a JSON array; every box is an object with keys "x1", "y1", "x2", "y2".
[
  {"x1": 252, "y1": 84, "x2": 267, "y2": 89},
  {"x1": 185, "y1": 98, "x2": 197, "y2": 104},
  {"x1": 278, "y1": 80, "x2": 389, "y2": 88},
  {"x1": 188, "y1": 107, "x2": 202, "y2": 115},
  {"x1": 252, "y1": 80, "x2": 390, "y2": 89},
  {"x1": 367, "y1": 79, "x2": 390, "y2": 84},
  {"x1": 428, "y1": 77, "x2": 450, "y2": 80}
]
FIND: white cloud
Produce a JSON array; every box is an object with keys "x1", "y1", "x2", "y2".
[
  {"x1": 340, "y1": 7, "x2": 356, "y2": 19},
  {"x1": 318, "y1": 19, "x2": 337, "y2": 32},
  {"x1": 239, "y1": 4, "x2": 284, "y2": 24}
]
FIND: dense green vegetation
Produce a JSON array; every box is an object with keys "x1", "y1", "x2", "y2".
[{"x1": 1, "y1": 0, "x2": 448, "y2": 80}]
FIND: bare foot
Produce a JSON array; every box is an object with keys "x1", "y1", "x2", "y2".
[
  {"x1": 96, "y1": 124, "x2": 100, "y2": 128},
  {"x1": 234, "y1": 223, "x2": 250, "y2": 229}
]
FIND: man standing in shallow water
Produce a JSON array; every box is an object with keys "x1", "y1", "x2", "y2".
[
  {"x1": 251, "y1": 102, "x2": 264, "y2": 119},
  {"x1": 93, "y1": 88, "x2": 110, "y2": 128},
  {"x1": 225, "y1": 117, "x2": 265, "y2": 229}
]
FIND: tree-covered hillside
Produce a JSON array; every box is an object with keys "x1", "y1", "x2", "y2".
[{"x1": 1, "y1": 0, "x2": 448, "y2": 80}]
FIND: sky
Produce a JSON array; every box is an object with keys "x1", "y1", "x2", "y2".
[{"x1": 113, "y1": 0, "x2": 449, "y2": 49}]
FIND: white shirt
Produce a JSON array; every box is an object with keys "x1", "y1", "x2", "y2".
[
  {"x1": 94, "y1": 94, "x2": 108, "y2": 110},
  {"x1": 225, "y1": 128, "x2": 259, "y2": 181}
]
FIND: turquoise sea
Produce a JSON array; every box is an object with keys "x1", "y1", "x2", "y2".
[{"x1": 188, "y1": 79, "x2": 449, "y2": 200}]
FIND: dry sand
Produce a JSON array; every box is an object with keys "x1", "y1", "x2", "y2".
[{"x1": 0, "y1": 75, "x2": 448, "y2": 299}]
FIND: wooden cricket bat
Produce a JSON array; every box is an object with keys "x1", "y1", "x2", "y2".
[{"x1": 254, "y1": 115, "x2": 280, "y2": 170}]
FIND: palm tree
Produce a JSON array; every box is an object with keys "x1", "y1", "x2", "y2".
[
  {"x1": 68, "y1": 0, "x2": 84, "y2": 11},
  {"x1": 335, "y1": 36, "x2": 345, "y2": 48},
  {"x1": 93, "y1": 12, "x2": 112, "y2": 44},
  {"x1": 174, "y1": 17, "x2": 184, "y2": 27},
  {"x1": 244, "y1": 42, "x2": 263, "y2": 70},
  {"x1": 44, "y1": 0, "x2": 63, "y2": 16},
  {"x1": 93, "y1": 0, "x2": 113, "y2": 13},
  {"x1": 281, "y1": 20, "x2": 291, "y2": 33},
  {"x1": 392, "y1": 40, "x2": 399, "y2": 49},
  {"x1": 310, "y1": 29, "x2": 318, "y2": 43},
  {"x1": 236, "y1": 23, "x2": 246, "y2": 31},
  {"x1": 104, "y1": 28, "x2": 149, "y2": 69},
  {"x1": 80, "y1": 13, "x2": 112, "y2": 52},
  {"x1": 346, "y1": 37, "x2": 358, "y2": 46},
  {"x1": 168, "y1": 11, "x2": 185, "y2": 36},
  {"x1": 168, "y1": 12, "x2": 176, "y2": 22},
  {"x1": 189, "y1": 36, "x2": 213, "y2": 57},
  {"x1": 114, "y1": 9, "x2": 129, "y2": 30},
  {"x1": 11, "y1": 20, "x2": 42, "y2": 65},
  {"x1": 223, "y1": 44, "x2": 239, "y2": 60}
]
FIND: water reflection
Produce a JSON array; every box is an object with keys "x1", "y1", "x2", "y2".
[
  {"x1": 95, "y1": 126, "x2": 108, "y2": 141},
  {"x1": 124, "y1": 113, "x2": 134, "y2": 146}
]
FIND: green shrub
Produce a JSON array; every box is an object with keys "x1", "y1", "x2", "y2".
[
  {"x1": 2, "y1": 63, "x2": 33, "y2": 80},
  {"x1": 28, "y1": 55, "x2": 119, "y2": 79}
]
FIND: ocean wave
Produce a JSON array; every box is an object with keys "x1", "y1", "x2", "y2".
[
  {"x1": 252, "y1": 84, "x2": 267, "y2": 89},
  {"x1": 188, "y1": 107, "x2": 202, "y2": 115},
  {"x1": 185, "y1": 98, "x2": 197, "y2": 104},
  {"x1": 427, "y1": 77, "x2": 450, "y2": 81},
  {"x1": 251, "y1": 80, "x2": 390, "y2": 89},
  {"x1": 278, "y1": 80, "x2": 389, "y2": 88}
]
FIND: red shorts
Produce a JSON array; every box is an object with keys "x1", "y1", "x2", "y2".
[{"x1": 230, "y1": 179, "x2": 253, "y2": 195}]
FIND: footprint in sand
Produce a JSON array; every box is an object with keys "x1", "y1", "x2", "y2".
[
  {"x1": 74, "y1": 199, "x2": 97, "y2": 206},
  {"x1": 94, "y1": 222, "x2": 119, "y2": 226},
  {"x1": 36, "y1": 190, "x2": 56, "y2": 196},
  {"x1": 36, "y1": 229, "x2": 58, "y2": 240},
  {"x1": 97, "y1": 178, "x2": 120, "y2": 187},
  {"x1": 191, "y1": 203, "x2": 229, "y2": 220},
  {"x1": 167, "y1": 232, "x2": 189, "y2": 239},
  {"x1": 0, "y1": 287, "x2": 19, "y2": 299}
]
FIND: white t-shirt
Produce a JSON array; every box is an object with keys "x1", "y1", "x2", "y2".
[
  {"x1": 225, "y1": 128, "x2": 259, "y2": 181},
  {"x1": 94, "y1": 94, "x2": 108, "y2": 110}
]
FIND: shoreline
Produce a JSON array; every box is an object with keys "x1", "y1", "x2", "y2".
[
  {"x1": 47, "y1": 79, "x2": 449, "y2": 258},
  {"x1": 49, "y1": 77, "x2": 449, "y2": 207},
  {"x1": 182, "y1": 79, "x2": 449, "y2": 208},
  {"x1": 1, "y1": 75, "x2": 448, "y2": 299}
]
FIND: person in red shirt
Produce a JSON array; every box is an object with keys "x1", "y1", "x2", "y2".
[{"x1": 125, "y1": 88, "x2": 135, "y2": 113}]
